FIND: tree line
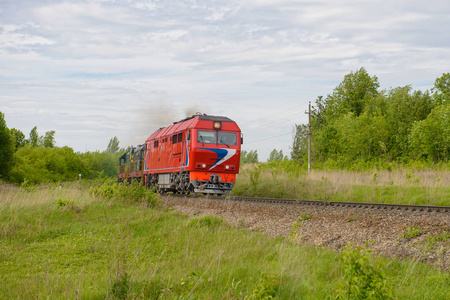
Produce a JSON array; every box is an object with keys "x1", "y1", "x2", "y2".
[
  {"x1": 0, "y1": 114, "x2": 124, "y2": 184},
  {"x1": 1, "y1": 68, "x2": 448, "y2": 183},
  {"x1": 290, "y1": 68, "x2": 449, "y2": 168},
  {"x1": 242, "y1": 69, "x2": 448, "y2": 168}
]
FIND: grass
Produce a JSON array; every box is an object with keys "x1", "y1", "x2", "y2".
[
  {"x1": 233, "y1": 163, "x2": 450, "y2": 206},
  {"x1": 1, "y1": 182, "x2": 449, "y2": 299}
]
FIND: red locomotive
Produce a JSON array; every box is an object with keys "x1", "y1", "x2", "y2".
[{"x1": 118, "y1": 114, "x2": 242, "y2": 195}]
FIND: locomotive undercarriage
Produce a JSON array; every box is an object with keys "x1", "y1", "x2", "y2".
[
  {"x1": 145, "y1": 171, "x2": 233, "y2": 195},
  {"x1": 145, "y1": 171, "x2": 192, "y2": 194},
  {"x1": 191, "y1": 180, "x2": 233, "y2": 195}
]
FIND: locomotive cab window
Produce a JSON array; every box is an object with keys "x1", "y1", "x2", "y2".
[
  {"x1": 197, "y1": 131, "x2": 216, "y2": 144},
  {"x1": 218, "y1": 132, "x2": 237, "y2": 145}
]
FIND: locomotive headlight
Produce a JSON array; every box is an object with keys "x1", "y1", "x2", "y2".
[
  {"x1": 225, "y1": 165, "x2": 230, "y2": 170},
  {"x1": 213, "y1": 121, "x2": 221, "y2": 129},
  {"x1": 202, "y1": 163, "x2": 206, "y2": 168}
]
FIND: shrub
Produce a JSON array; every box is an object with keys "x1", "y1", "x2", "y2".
[
  {"x1": 90, "y1": 179, "x2": 160, "y2": 208},
  {"x1": 336, "y1": 243, "x2": 393, "y2": 299}
]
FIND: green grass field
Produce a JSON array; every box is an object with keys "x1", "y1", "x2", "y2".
[
  {"x1": 0, "y1": 182, "x2": 449, "y2": 299},
  {"x1": 233, "y1": 163, "x2": 450, "y2": 206}
]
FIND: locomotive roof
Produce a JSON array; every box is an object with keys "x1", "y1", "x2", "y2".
[
  {"x1": 145, "y1": 114, "x2": 237, "y2": 142},
  {"x1": 197, "y1": 114, "x2": 234, "y2": 122},
  {"x1": 174, "y1": 114, "x2": 234, "y2": 124}
]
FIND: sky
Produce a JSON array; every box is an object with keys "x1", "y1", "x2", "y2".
[{"x1": 1, "y1": 0, "x2": 449, "y2": 160}]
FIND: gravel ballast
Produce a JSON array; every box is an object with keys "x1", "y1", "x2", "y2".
[{"x1": 163, "y1": 196, "x2": 450, "y2": 270}]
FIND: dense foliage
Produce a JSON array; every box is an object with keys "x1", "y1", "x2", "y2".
[
  {"x1": 0, "y1": 112, "x2": 15, "y2": 179},
  {"x1": 0, "y1": 116, "x2": 123, "y2": 184},
  {"x1": 291, "y1": 69, "x2": 449, "y2": 168},
  {"x1": 9, "y1": 146, "x2": 89, "y2": 183},
  {"x1": 7, "y1": 144, "x2": 123, "y2": 184}
]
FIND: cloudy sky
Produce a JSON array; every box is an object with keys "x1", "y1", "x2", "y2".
[{"x1": 1, "y1": 0, "x2": 449, "y2": 160}]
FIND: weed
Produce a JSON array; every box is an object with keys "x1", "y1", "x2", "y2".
[
  {"x1": 229, "y1": 278, "x2": 244, "y2": 298},
  {"x1": 238, "y1": 218, "x2": 246, "y2": 228},
  {"x1": 401, "y1": 226, "x2": 423, "y2": 240},
  {"x1": 423, "y1": 231, "x2": 450, "y2": 253},
  {"x1": 141, "y1": 277, "x2": 164, "y2": 299},
  {"x1": 249, "y1": 167, "x2": 261, "y2": 187},
  {"x1": 57, "y1": 198, "x2": 75, "y2": 207},
  {"x1": 428, "y1": 231, "x2": 450, "y2": 244},
  {"x1": 21, "y1": 178, "x2": 35, "y2": 192},
  {"x1": 373, "y1": 172, "x2": 378, "y2": 183},
  {"x1": 289, "y1": 214, "x2": 313, "y2": 238},
  {"x1": 244, "y1": 273, "x2": 278, "y2": 300},
  {"x1": 406, "y1": 172, "x2": 422, "y2": 184},
  {"x1": 111, "y1": 272, "x2": 129, "y2": 299},
  {"x1": 290, "y1": 220, "x2": 302, "y2": 238},
  {"x1": 335, "y1": 243, "x2": 393, "y2": 299},
  {"x1": 300, "y1": 213, "x2": 313, "y2": 221}
]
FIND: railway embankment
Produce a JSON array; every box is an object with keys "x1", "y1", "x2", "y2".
[{"x1": 164, "y1": 196, "x2": 450, "y2": 270}]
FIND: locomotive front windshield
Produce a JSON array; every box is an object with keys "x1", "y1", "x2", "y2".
[
  {"x1": 198, "y1": 131, "x2": 237, "y2": 145},
  {"x1": 218, "y1": 132, "x2": 237, "y2": 145},
  {"x1": 198, "y1": 131, "x2": 216, "y2": 144}
]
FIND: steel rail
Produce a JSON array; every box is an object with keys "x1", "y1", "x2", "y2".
[{"x1": 163, "y1": 194, "x2": 450, "y2": 213}]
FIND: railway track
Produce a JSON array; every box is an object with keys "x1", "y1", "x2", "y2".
[{"x1": 164, "y1": 194, "x2": 450, "y2": 213}]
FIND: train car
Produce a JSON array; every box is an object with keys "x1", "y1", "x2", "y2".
[
  {"x1": 118, "y1": 114, "x2": 242, "y2": 195},
  {"x1": 117, "y1": 144, "x2": 146, "y2": 183}
]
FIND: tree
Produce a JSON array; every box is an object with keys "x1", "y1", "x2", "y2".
[
  {"x1": 291, "y1": 124, "x2": 308, "y2": 162},
  {"x1": 0, "y1": 112, "x2": 15, "y2": 179},
  {"x1": 29, "y1": 126, "x2": 42, "y2": 148},
  {"x1": 409, "y1": 104, "x2": 449, "y2": 162},
  {"x1": 241, "y1": 150, "x2": 258, "y2": 164},
  {"x1": 10, "y1": 128, "x2": 27, "y2": 150},
  {"x1": 311, "y1": 96, "x2": 327, "y2": 128},
  {"x1": 385, "y1": 87, "x2": 434, "y2": 159},
  {"x1": 43, "y1": 130, "x2": 56, "y2": 148},
  {"x1": 106, "y1": 136, "x2": 120, "y2": 154},
  {"x1": 332, "y1": 111, "x2": 389, "y2": 161},
  {"x1": 80, "y1": 151, "x2": 119, "y2": 178},
  {"x1": 267, "y1": 149, "x2": 286, "y2": 162},
  {"x1": 432, "y1": 73, "x2": 450, "y2": 104},
  {"x1": 325, "y1": 67, "x2": 380, "y2": 120}
]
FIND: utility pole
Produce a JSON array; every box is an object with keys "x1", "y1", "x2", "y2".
[{"x1": 305, "y1": 101, "x2": 311, "y2": 172}]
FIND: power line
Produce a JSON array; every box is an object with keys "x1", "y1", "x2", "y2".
[
  {"x1": 245, "y1": 131, "x2": 293, "y2": 144},
  {"x1": 242, "y1": 112, "x2": 303, "y2": 134},
  {"x1": 238, "y1": 103, "x2": 305, "y2": 127}
]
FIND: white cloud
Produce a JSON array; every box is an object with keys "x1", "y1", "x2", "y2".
[{"x1": 0, "y1": 24, "x2": 54, "y2": 51}]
